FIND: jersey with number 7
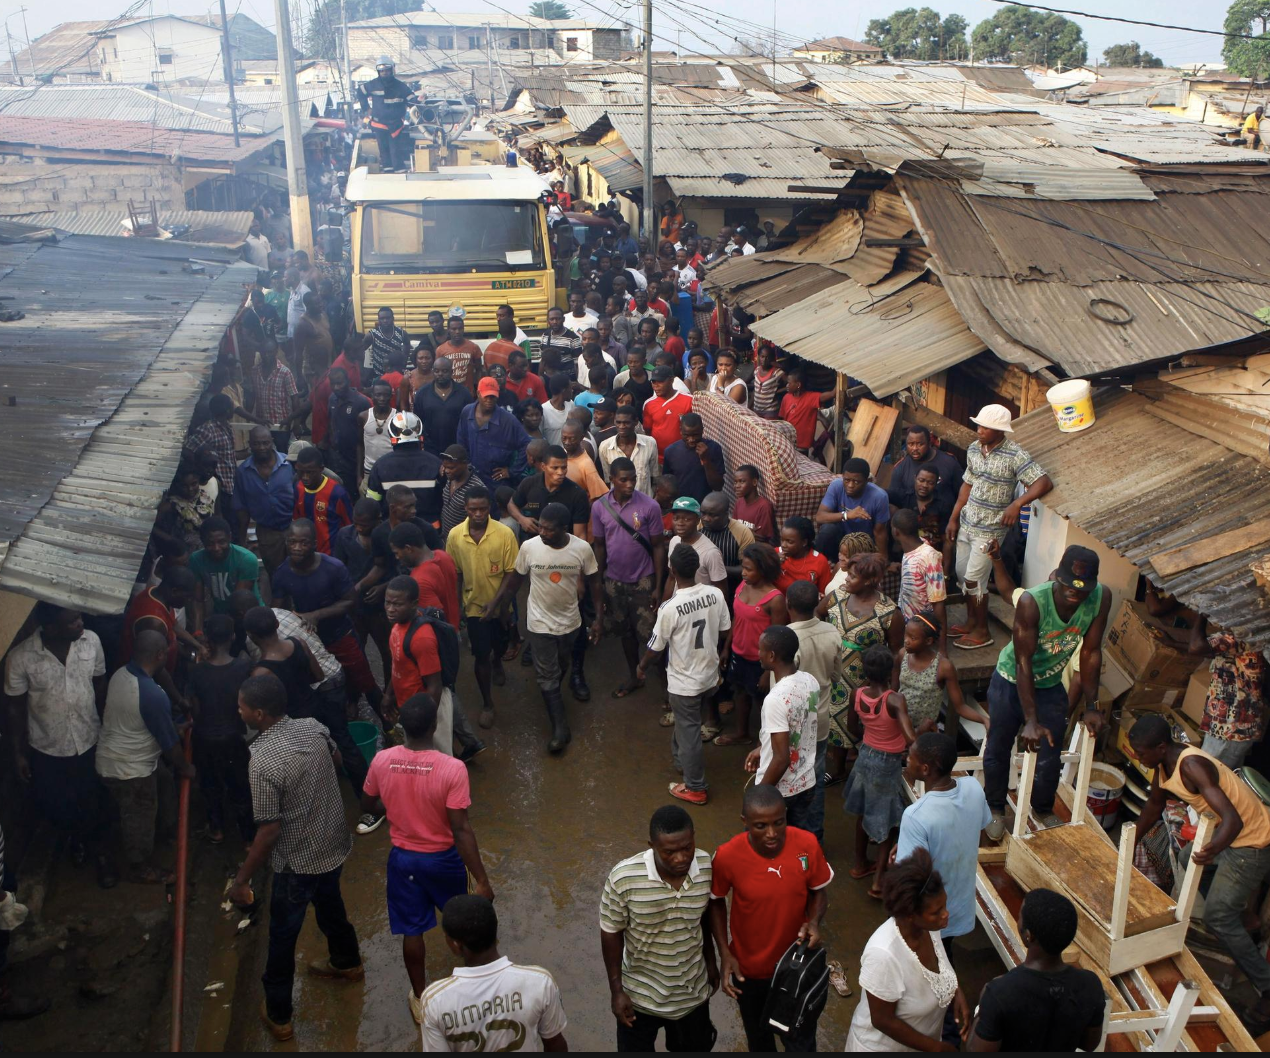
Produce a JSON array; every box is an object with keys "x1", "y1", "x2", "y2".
[{"x1": 649, "y1": 583, "x2": 731, "y2": 697}]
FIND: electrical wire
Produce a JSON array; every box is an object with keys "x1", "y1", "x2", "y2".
[{"x1": 981, "y1": 0, "x2": 1269, "y2": 43}]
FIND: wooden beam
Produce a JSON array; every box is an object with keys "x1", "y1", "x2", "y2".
[
  {"x1": 901, "y1": 403, "x2": 977, "y2": 456},
  {"x1": 1175, "y1": 813, "x2": 1214, "y2": 925},
  {"x1": 1013, "y1": 750, "x2": 1037, "y2": 841},
  {"x1": 863, "y1": 236, "x2": 926, "y2": 248},
  {"x1": 784, "y1": 184, "x2": 862, "y2": 196},
  {"x1": 1070, "y1": 727, "x2": 1095, "y2": 827},
  {"x1": 1110, "y1": 826, "x2": 1134, "y2": 943},
  {"x1": 1151, "y1": 517, "x2": 1270, "y2": 578}
]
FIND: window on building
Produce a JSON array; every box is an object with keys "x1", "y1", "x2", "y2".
[
  {"x1": 408, "y1": 28, "x2": 428, "y2": 48},
  {"x1": 264, "y1": 77, "x2": 274, "y2": 84},
  {"x1": 546, "y1": 34, "x2": 555, "y2": 48},
  {"x1": 566, "y1": 37, "x2": 579, "y2": 51},
  {"x1": 508, "y1": 34, "x2": 520, "y2": 49},
  {"x1": 158, "y1": 51, "x2": 173, "y2": 65},
  {"x1": 437, "y1": 34, "x2": 454, "y2": 49},
  {"x1": 468, "y1": 35, "x2": 482, "y2": 49}
]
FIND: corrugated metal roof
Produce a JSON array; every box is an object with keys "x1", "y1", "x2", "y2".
[
  {"x1": 0, "y1": 114, "x2": 280, "y2": 163},
  {"x1": 0, "y1": 84, "x2": 283, "y2": 135},
  {"x1": 1012, "y1": 388, "x2": 1270, "y2": 656},
  {"x1": 958, "y1": 163, "x2": 1155, "y2": 200},
  {"x1": 0, "y1": 210, "x2": 253, "y2": 247},
  {"x1": 561, "y1": 140, "x2": 642, "y2": 191},
  {"x1": 750, "y1": 277, "x2": 985, "y2": 396},
  {"x1": 4, "y1": 21, "x2": 107, "y2": 80},
  {"x1": 0, "y1": 237, "x2": 251, "y2": 613}
]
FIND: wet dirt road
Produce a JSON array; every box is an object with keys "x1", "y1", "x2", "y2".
[{"x1": 223, "y1": 628, "x2": 1003, "y2": 1052}]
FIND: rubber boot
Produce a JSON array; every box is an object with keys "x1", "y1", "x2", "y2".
[
  {"x1": 543, "y1": 687, "x2": 571, "y2": 753},
  {"x1": 569, "y1": 658, "x2": 592, "y2": 702}
]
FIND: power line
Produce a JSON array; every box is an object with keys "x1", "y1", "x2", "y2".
[{"x1": 982, "y1": 0, "x2": 1269, "y2": 43}]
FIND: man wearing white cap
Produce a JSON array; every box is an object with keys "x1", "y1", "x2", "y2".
[{"x1": 945, "y1": 404, "x2": 1051, "y2": 650}]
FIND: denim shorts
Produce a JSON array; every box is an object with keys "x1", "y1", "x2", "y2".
[
  {"x1": 386, "y1": 844, "x2": 468, "y2": 935},
  {"x1": 729, "y1": 653, "x2": 764, "y2": 698}
]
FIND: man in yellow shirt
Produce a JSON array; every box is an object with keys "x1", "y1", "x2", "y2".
[
  {"x1": 1244, "y1": 105, "x2": 1264, "y2": 150},
  {"x1": 445, "y1": 487, "x2": 519, "y2": 730}
]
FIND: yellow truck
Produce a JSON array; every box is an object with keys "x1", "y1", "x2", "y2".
[{"x1": 346, "y1": 134, "x2": 556, "y2": 342}]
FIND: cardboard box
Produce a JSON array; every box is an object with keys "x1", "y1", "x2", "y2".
[
  {"x1": 1104, "y1": 600, "x2": 1204, "y2": 688},
  {"x1": 1119, "y1": 681, "x2": 1184, "y2": 711},
  {"x1": 1180, "y1": 666, "x2": 1211, "y2": 727}
]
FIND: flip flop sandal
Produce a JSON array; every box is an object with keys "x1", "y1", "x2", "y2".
[
  {"x1": 826, "y1": 959, "x2": 853, "y2": 998},
  {"x1": 948, "y1": 625, "x2": 970, "y2": 637},
  {"x1": 701, "y1": 724, "x2": 721, "y2": 741},
  {"x1": 659, "y1": 710, "x2": 675, "y2": 727},
  {"x1": 953, "y1": 636, "x2": 993, "y2": 650},
  {"x1": 611, "y1": 679, "x2": 645, "y2": 699},
  {"x1": 848, "y1": 862, "x2": 877, "y2": 879},
  {"x1": 712, "y1": 733, "x2": 753, "y2": 747},
  {"x1": 823, "y1": 772, "x2": 847, "y2": 787},
  {"x1": 867, "y1": 886, "x2": 884, "y2": 900}
]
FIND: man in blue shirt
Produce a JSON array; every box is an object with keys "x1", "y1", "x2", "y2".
[
  {"x1": 897, "y1": 732, "x2": 990, "y2": 1044},
  {"x1": 234, "y1": 425, "x2": 297, "y2": 574},
  {"x1": 660, "y1": 413, "x2": 724, "y2": 504},
  {"x1": 812, "y1": 456, "x2": 890, "y2": 558},
  {"x1": 455, "y1": 378, "x2": 530, "y2": 489},
  {"x1": 614, "y1": 223, "x2": 640, "y2": 261}
]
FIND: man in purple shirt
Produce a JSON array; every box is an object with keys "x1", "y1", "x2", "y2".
[
  {"x1": 591, "y1": 458, "x2": 666, "y2": 698},
  {"x1": 455, "y1": 377, "x2": 531, "y2": 489}
]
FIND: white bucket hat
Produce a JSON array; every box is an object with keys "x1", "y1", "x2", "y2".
[{"x1": 970, "y1": 403, "x2": 1014, "y2": 433}]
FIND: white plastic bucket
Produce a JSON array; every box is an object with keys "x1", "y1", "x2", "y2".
[
  {"x1": 1087, "y1": 763, "x2": 1126, "y2": 831},
  {"x1": 1046, "y1": 379, "x2": 1095, "y2": 433}
]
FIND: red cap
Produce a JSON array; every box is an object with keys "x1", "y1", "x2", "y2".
[{"x1": 477, "y1": 377, "x2": 500, "y2": 397}]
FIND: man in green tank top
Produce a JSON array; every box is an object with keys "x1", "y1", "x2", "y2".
[{"x1": 983, "y1": 546, "x2": 1112, "y2": 841}]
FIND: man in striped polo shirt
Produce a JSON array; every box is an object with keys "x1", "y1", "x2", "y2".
[{"x1": 599, "y1": 805, "x2": 718, "y2": 1051}]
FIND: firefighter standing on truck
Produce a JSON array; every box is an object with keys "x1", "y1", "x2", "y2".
[{"x1": 357, "y1": 57, "x2": 418, "y2": 173}]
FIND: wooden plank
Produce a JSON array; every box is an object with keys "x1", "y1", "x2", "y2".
[
  {"x1": 1175, "y1": 814, "x2": 1213, "y2": 926},
  {"x1": 1013, "y1": 751, "x2": 1037, "y2": 841},
  {"x1": 1151, "y1": 517, "x2": 1270, "y2": 578},
  {"x1": 846, "y1": 398, "x2": 899, "y2": 477},
  {"x1": 863, "y1": 236, "x2": 926, "y2": 248},
  {"x1": 1111, "y1": 826, "x2": 1135, "y2": 942},
  {"x1": 901, "y1": 403, "x2": 978, "y2": 457},
  {"x1": 1070, "y1": 727, "x2": 1095, "y2": 827},
  {"x1": 1170, "y1": 947, "x2": 1261, "y2": 1052}
]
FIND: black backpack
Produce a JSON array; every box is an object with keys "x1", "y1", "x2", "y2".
[
  {"x1": 763, "y1": 939, "x2": 829, "y2": 1036},
  {"x1": 403, "y1": 607, "x2": 461, "y2": 689}
]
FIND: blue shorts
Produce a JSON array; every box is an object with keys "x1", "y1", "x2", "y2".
[{"x1": 386, "y1": 845, "x2": 468, "y2": 936}]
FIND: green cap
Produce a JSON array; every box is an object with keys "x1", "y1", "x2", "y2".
[{"x1": 671, "y1": 496, "x2": 701, "y2": 513}]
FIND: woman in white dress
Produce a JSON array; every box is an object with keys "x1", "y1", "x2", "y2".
[
  {"x1": 846, "y1": 848, "x2": 970, "y2": 1051},
  {"x1": 707, "y1": 347, "x2": 747, "y2": 404}
]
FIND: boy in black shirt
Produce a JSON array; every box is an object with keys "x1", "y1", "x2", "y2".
[
  {"x1": 506, "y1": 445, "x2": 591, "y2": 539},
  {"x1": 968, "y1": 887, "x2": 1105, "y2": 1052}
]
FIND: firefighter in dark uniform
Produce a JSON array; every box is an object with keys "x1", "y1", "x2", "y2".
[{"x1": 356, "y1": 56, "x2": 418, "y2": 172}]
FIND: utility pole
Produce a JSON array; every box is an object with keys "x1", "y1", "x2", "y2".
[
  {"x1": 273, "y1": 0, "x2": 313, "y2": 255},
  {"x1": 18, "y1": 7, "x2": 34, "y2": 82},
  {"x1": 216, "y1": 0, "x2": 241, "y2": 148},
  {"x1": 6, "y1": 22, "x2": 21, "y2": 85},
  {"x1": 485, "y1": 23, "x2": 495, "y2": 112},
  {"x1": 771, "y1": 0, "x2": 776, "y2": 87},
  {"x1": 641, "y1": 0, "x2": 654, "y2": 244},
  {"x1": 341, "y1": 0, "x2": 354, "y2": 125}
]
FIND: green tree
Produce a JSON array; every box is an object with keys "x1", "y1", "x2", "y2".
[
  {"x1": 1101, "y1": 41, "x2": 1164, "y2": 67},
  {"x1": 863, "y1": 7, "x2": 969, "y2": 60},
  {"x1": 529, "y1": 0, "x2": 572, "y2": 18},
  {"x1": 1223, "y1": 0, "x2": 1270, "y2": 77},
  {"x1": 304, "y1": 0, "x2": 417, "y2": 62},
  {"x1": 971, "y1": 4, "x2": 1087, "y2": 68}
]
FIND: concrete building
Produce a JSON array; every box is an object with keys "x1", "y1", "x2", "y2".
[
  {"x1": 348, "y1": 11, "x2": 625, "y2": 68},
  {"x1": 791, "y1": 37, "x2": 884, "y2": 63},
  {"x1": 82, "y1": 13, "x2": 273, "y2": 84}
]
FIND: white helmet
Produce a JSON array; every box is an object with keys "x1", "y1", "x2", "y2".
[
  {"x1": 387, "y1": 410, "x2": 422, "y2": 446},
  {"x1": 376, "y1": 55, "x2": 394, "y2": 73}
]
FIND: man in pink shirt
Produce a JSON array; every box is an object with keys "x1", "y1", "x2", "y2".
[{"x1": 361, "y1": 693, "x2": 495, "y2": 1025}]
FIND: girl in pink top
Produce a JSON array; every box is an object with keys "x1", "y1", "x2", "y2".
[
  {"x1": 843, "y1": 644, "x2": 916, "y2": 899},
  {"x1": 712, "y1": 543, "x2": 787, "y2": 747}
]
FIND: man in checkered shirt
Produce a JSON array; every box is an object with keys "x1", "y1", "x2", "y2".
[{"x1": 228, "y1": 672, "x2": 362, "y2": 1041}]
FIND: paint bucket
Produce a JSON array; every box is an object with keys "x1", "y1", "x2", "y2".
[
  {"x1": 1045, "y1": 378, "x2": 1095, "y2": 433},
  {"x1": 1086, "y1": 763, "x2": 1126, "y2": 830},
  {"x1": 349, "y1": 720, "x2": 381, "y2": 765}
]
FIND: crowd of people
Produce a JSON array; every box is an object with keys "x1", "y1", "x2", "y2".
[{"x1": 6, "y1": 172, "x2": 1270, "y2": 1051}]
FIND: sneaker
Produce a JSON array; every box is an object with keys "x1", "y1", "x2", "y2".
[
  {"x1": 668, "y1": 782, "x2": 708, "y2": 805},
  {"x1": 356, "y1": 812, "x2": 384, "y2": 835},
  {"x1": 408, "y1": 988, "x2": 423, "y2": 1025},
  {"x1": 307, "y1": 958, "x2": 365, "y2": 981},
  {"x1": 986, "y1": 811, "x2": 1006, "y2": 842},
  {"x1": 458, "y1": 741, "x2": 487, "y2": 764}
]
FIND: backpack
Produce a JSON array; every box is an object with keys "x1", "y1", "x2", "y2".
[
  {"x1": 762, "y1": 939, "x2": 829, "y2": 1036},
  {"x1": 403, "y1": 606, "x2": 460, "y2": 689}
]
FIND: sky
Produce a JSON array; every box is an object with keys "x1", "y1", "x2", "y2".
[{"x1": 4, "y1": 0, "x2": 1231, "y2": 69}]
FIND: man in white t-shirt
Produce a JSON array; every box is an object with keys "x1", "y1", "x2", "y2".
[
  {"x1": 484, "y1": 503, "x2": 602, "y2": 753},
  {"x1": 747, "y1": 625, "x2": 820, "y2": 832},
  {"x1": 638, "y1": 544, "x2": 731, "y2": 805},
  {"x1": 664, "y1": 497, "x2": 727, "y2": 598},
  {"x1": 420, "y1": 894, "x2": 568, "y2": 1052}
]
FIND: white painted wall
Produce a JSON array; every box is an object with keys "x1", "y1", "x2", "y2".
[{"x1": 101, "y1": 18, "x2": 225, "y2": 85}]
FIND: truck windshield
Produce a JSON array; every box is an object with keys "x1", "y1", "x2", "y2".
[{"x1": 359, "y1": 201, "x2": 544, "y2": 272}]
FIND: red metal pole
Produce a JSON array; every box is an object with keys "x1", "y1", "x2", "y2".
[{"x1": 169, "y1": 729, "x2": 193, "y2": 1052}]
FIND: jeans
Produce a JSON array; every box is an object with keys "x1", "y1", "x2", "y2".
[
  {"x1": 572, "y1": 596, "x2": 595, "y2": 670},
  {"x1": 101, "y1": 771, "x2": 160, "y2": 867},
  {"x1": 27, "y1": 746, "x2": 107, "y2": 846},
  {"x1": 736, "y1": 975, "x2": 819, "y2": 1052},
  {"x1": 449, "y1": 689, "x2": 483, "y2": 753},
  {"x1": 1201, "y1": 733, "x2": 1255, "y2": 770},
  {"x1": 812, "y1": 521, "x2": 847, "y2": 561},
  {"x1": 784, "y1": 786, "x2": 817, "y2": 835},
  {"x1": 314, "y1": 683, "x2": 369, "y2": 795},
  {"x1": 805, "y1": 739, "x2": 828, "y2": 844},
  {"x1": 526, "y1": 628, "x2": 579, "y2": 692},
  {"x1": 263, "y1": 867, "x2": 361, "y2": 1024},
  {"x1": 192, "y1": 734, "x2": 255, "y2": 841},
  {"x1": 1203, "y1": 843, "x2": 1270, "y2": 995},
  {"x1": 669, "y1": 692, "x2": 707, "y2": 792},
  {"x1": 983, "y1": 671, "x2": 1068, "y2": 814},
  {"x1": 615, "y1": 999, "x2": 715, "y2": 1051}
]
